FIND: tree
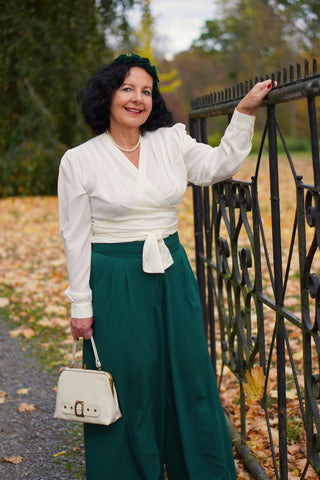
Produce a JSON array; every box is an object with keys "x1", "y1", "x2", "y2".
[
  {"x1": 0, "y1": 0, "x2": 140, "y2": 196},
  {"x1": 134, "y1": 0, "x2": 181, "y2": 94},
  {"x1": 273, "y1": 0, "x2": 320, "y2": 56},
  {"x1": 193, "y1": 0, "x2": 298, "y2": 82}
]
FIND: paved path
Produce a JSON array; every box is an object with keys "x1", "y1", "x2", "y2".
[{"x1": 0, "y1": 317, "x2": 85, "y2": 479}]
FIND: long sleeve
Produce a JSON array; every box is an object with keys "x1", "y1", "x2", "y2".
[
  {"x1": 180, "y1": 109, "x2": 255, "y2": 186},
  {"x1": 58, "y1": 151, "x2": 93, "y2": 318}
]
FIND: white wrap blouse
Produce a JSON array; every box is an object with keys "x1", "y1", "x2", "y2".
[{"x1": 58, "y1": 109, "x2": 255, "y2": 318}]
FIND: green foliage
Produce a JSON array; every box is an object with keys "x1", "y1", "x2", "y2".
[
  {"x1": 192, "y1": 0, "x2": 300, "y2": 81},
  {"x1": 168, "y1": 0, "x2": 320, "y2": 144},
  {"x1": 208, "y1": 132, "x2": 223, "y2": 147},
  {"x1": 273, "y1": 0, "x2": 320, "y2": 55},
  {"x1": 0, "y1": 0, "x2": 139, "y2": 197},
  {"x1": 0, "y1": 141, "x2": 65, "y2": 197},
  {"x1": 250, "y1": 134, "x2": 313, "y2": 154},
  {"x1": 207, "y1": 132, "x2": 312, "y2": 155},
  {"x1": 276, "y1": 137, "x2": 312, "y2": 154}
]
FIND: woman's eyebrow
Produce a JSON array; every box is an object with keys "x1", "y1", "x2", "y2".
[{"x1": 122, "y1": 82, "x2": 152, "y2": 90}]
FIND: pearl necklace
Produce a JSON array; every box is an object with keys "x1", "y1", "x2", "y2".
[{"x1": 107, "y1": 131, "x2": 141, "y2": 152}]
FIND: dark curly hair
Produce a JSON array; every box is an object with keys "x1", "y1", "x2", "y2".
[{"x1": 77, "y1": 60, "x2": 174, "y2": 135}]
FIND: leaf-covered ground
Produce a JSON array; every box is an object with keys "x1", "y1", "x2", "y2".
[{"x1": 0, "y1": 153, "x2": 318, "y2": 478}]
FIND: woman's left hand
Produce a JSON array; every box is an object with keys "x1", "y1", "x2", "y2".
[
  {"x1": 71, "y1": 316, "x2": 94, "y2": 340},
  {"x1": 236, "y1": 79, "x2": 276, "y2": 116}
]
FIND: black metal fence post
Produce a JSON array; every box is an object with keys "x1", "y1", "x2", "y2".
[{"x1": 267, "y1": 104, "x2": 288, "y2": 479}]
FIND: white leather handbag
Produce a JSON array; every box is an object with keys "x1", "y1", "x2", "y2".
[{"x1": 54, "y1": 336, "x2": 122, "y2": 425}]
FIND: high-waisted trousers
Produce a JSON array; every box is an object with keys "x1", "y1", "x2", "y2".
[{"x1": 83, "y1": 233, "x2": 237, "y2": 480}]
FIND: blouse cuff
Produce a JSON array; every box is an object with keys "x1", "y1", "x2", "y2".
[
  {"x1": 65, "y1": 287, "x2": 93, "y2": 319},
  {"x1": 70, "y1": 302, "x2": 93, "y2": 318},
  {"x1": 232, "y1": 108, "x2": 255, "y2": 131}
]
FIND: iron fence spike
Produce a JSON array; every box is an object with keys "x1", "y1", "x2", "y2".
[
  {"x1": 297, "y1": 63, "x2": 301, "y2": 80},
  {"x1": 290, "y1": 65, "x2": 294, "y2": 81},
  {"x1": 277, "y1": 71, "x2": 281, "y2": 85}
]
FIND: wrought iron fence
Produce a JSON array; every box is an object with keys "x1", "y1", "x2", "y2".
[{"x1": 189, "y1": 59, "x2": 320, "y2": 479}]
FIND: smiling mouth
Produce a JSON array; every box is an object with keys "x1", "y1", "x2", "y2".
[{"x1": 125, "y1": 108, "x2": 143, "y2": 114}]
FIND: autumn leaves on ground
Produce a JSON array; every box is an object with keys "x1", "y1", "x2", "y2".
[{"x1": 0, "y1": 153, "x2": 317, "y2": 478}]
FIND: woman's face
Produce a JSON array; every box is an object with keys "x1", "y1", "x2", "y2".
[{"x1": 109, "y1": 67, "x2": 153, "y2": 132}]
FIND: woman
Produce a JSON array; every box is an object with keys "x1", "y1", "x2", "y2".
[{"x1": 58, "y1": 52, "x2": 273, "y2": 480}]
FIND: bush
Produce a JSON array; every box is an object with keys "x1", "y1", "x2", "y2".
[
  {"x1": 208, "y1": 132, "x2": 312, "y2": 154},
  {"x1": 251, "y1": 133, "x2": 313, "y2": 154},
  {"x1": 208, "y1": 132, "x2": 223, "y2": 147},
  {"x1": 0, "y1": 141, "x2": 65, "y2": 197}
]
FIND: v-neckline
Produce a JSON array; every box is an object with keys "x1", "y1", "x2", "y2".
[{"x1": 105, "y1": 133, "x2": 143, "y2": 172}]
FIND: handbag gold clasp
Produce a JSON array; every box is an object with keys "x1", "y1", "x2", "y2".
[{"x1": 75, "y1": 400, "x2": 84, "y2": 417}]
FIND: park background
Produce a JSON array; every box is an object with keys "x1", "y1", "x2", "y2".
[
  {"x1": 1, "y1": 0, "x2": 319, "y2": 197},
  {"x1": 0, "y1": 1, "x2": 320, "y2": 478}
]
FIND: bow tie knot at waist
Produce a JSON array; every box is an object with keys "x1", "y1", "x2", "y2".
[{"x1": 142, "y1": 229, "x2": 174, "y2": 274}]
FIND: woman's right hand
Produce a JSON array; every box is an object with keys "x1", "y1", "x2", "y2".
[
  {"x1": 236, "y1": 79, "x2": 275, "y2": 115},
  {"x1": 71, "y1": 317, "x2": 94, "y2": 340}
]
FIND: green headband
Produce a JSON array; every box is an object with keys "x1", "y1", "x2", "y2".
[{"x1": 113, "y1": 52, "x2": 160, "y2": 92}]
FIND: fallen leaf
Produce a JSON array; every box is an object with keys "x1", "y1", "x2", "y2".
[
  {"x1": 0, "y1": 390, "x2": 7, "y2": 404},
  {"x1": 51, "y1": 317, "x2": 69, "y2": 328},
  {"x1": 286, "y1": 389, "x2": 297, "y2": 400},
  {"x1": 45, "y1": 305, "x2": 67, "y2": 316},
  {"x1": 3, "y1": 456, "x2": 23, "y2": 464},
  {"x1": 17, "y1": 388, "x2": 30, "y2": 395},
  {"x1": 243, "y1": 365, "x2": 265, "y2": 404},
  {"x1": 292, "y1": 350, "x2": 303, "y2": 361},
  {"x1": 18, "y1": 402, "x2": 35, "y2": 412},
  {"x1": 21, "y1": 295, "x2": 32, "y2": 304},
  {"x1": 37, "y1": 317, "x2": 52, "y2": 328},
  {"x1": 9, "y1": 327, "x2": 35, "y2": 339},
  {"x1": 0, "y1": 297, "x2": 9, "y2": 307},
  {"x1": 53, "y1": 451, "x2": 68, "y2": 458}
]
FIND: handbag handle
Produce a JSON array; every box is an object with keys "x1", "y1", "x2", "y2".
[{"x1": 70, "y1": 336, "x2": 102, "y2": 370}]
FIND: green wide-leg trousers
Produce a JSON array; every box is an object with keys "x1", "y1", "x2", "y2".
[{"x1": 83, "y1": 233, "x2": 236, "y2": 480}]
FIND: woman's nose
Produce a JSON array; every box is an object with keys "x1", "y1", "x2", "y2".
[{"x1": 133, "y1": 89, "x2": 142, "y2": 102}]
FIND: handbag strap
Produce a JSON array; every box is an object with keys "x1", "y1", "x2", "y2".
[{"x1": 70, "y1": 336, "x2": 102, "y2": 370}]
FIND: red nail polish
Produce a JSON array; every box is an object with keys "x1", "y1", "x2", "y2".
[{"x1": 268, "y1": 82, "x2": 272, "y2": 88}]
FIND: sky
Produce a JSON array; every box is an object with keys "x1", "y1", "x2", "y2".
[{"x1": 134, "y1": 0, "x2": 217, "y2": 59}]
